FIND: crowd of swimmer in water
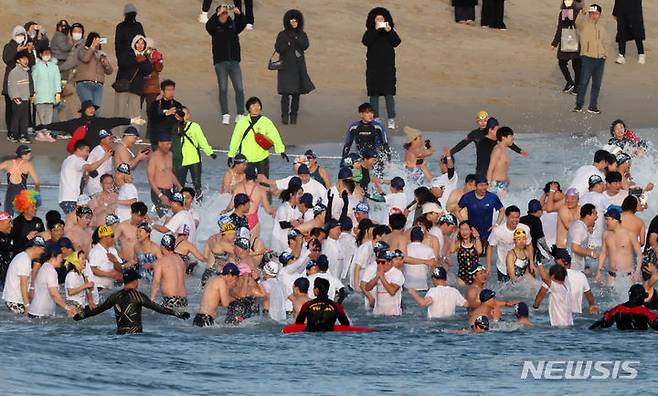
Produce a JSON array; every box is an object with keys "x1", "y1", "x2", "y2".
[{"x1": 3, "y1": 110, "x2": 658, "y2": 334}]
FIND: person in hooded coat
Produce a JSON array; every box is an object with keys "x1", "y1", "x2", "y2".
[
  {"x1": 551, "y1": 0, "x2": 583, "y2": 94},
  {"x1": 481, "y1": 0, "x2": 506, "y2": 30},
  {"x1": 453, "y1": 0, "x2": 478, "y2": 24},
  {"x1": 3, "y1": 26, "x2": 29, "y2": 131},
  {"x1": 275, "y1": 9, "x2": 314, "y2": 126},
  {"x1": 613, "y1": 0, "x2": 645, "y2": 64},
  {"x1": 115, "y1": 3, "x2": 145, "y2": 60},
  {"x1": 113, "y1": 35, "x2": 152, "y2": 132},
  {"x1": 362, "y1": 7, "x2": 401, "y2": 131}
]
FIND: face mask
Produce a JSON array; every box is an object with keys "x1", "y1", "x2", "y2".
[
  {"x1": 14, "y1": 35, "x2": 25, "y2": 44},
  {"x1": 29, "y1": 31, "x2": 36, "y2": 38},
  {"x1": 42, "y1": 55, "x2": 51, "y2": 62},
  {"x1": 72, "y1": 32, "x2": 82, "y2": 41}
]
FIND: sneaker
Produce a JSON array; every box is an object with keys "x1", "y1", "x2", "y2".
[
  {"x1": 615, "y1": 54, "x2": 626, "y2": 64},
  {"x1": 562, "y1": 83, "x2": 575, "y2": 93},
  {"x1": 198, "y1": 12, "x2": 208, "y2": 24},
  {"x1": 587, "y1": 107, "x2": 601, "y2": 115},
  {"x1": 234, "y1": 114, "x2": 244, "y2": 123},
  {"x1": 222, "y1": 114, "x2": 230, "y2": 125},
  {"x1": 6, "y1": 136, "x2": 17, "y2": 143},
  {"x1": 246, "y1": 24, "x2": 254, "y2": 30},
  {"x1": 19, "y1": 137, "x2": 32, "y2": 144},
  {"x1": 387, "y1": 118, "x2": 396, "y2": 129},
  {"x1": 638, "y1": 54, "x2": 646, "y2": 65},
  {"x1": 572, "y1": 107, "x2": 583, "y2": 113},
  {"x1": 35, "y1": 131, "x2": 51, "y2": 142}
]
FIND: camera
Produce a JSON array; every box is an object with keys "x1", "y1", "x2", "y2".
[
  {"x1": 424, "y1": 139, "x2": 431, "y2": 149},
  {"x1": 175, "y1": 108, "x2": 185, "y2": 118},
  {"x1": 99, "y1": 37, "x2": 108, "y2": 45}
]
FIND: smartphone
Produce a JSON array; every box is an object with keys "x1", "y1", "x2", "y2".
[
  {"x1": 424, "y1": 139, "x2": 431, "y2": 149},
  {"x1": 376, "y1": 21, "x2": 387, "y2": 29},
  {"x1": 99, "y1": 37, "x2": 108, "y2": 45}
]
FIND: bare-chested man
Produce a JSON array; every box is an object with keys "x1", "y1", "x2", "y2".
[
  {"x1": 65, "y1": 206, "x2": 94, "y2": 253},
  {"x1": 150, "y1": 234, "x2": 187, "y2": 309},
  {"x1": 383, "y1": 212, "x2": 408, "y2": 255},
  {"x1": 596, "y1": 209, "x2": 642, "y2": 286},
  {"x1": 465, "y1": 265, "x2": 488, "y2": 309},
  {"x1": 541, "y1": 181, "x2": 566, "y2": 213},
  {"x1": 487, "y1": 127, "x2": 515, "y2": 199},
  {"x1": 468, "y1": 288, "x2": 518, "y2": 326},
  {"x1": 64, "y1": 195, "x2": 91, "y2": 233},
  {"x1": 147, "y1": 135, "x2": 182, "y2": 218},
  {"x1": 192, "y1": 263, "x2": 240, "y2": 327},
  {"x1": 221, "y1": 154, "x2": 247, "y2": 194},
  {"x1": 446, "y1": 174, "x2": 476, "y2": 219},
  {"x1": 556, "y1": 188, "x2": 580, "y2": 249},
  {"x1": 113, "y1": 202, "x2": 147, "y2": 266},
  {"x1": 621, "y1": 195, "x2": 646, "y2": 247},
  {"x1": 113, "y1": 127, "x2": 150, "y2": 170},
  {"x1": 89, "y1": 174, "x2": 118, "y2": 227},
  {"x1": 225, "y1": 164, "x2": 274, "y2": 238}
]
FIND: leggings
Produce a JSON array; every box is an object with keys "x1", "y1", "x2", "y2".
[
  {"x1": 558, "y1": 57, "x2": 581, "y2": 86},
  {"x1": 281, "y1": 94, "x2": 300, "y2": 116},
  {"x1": 619, "y1": 40, "x2": 644, "y2": 56}
]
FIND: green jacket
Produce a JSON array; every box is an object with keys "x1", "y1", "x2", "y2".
[
  {"x1": 227, "y1": 115, "x2": 285, "y2": 163},
  {"x1": 179, "y1": 121, "x2": 214, "y2": 166}
]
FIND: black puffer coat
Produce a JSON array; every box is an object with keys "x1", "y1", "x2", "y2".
[
  {"x1": 613, "y1": 0, "x2": 645, "y2": 43},
  {"x1": 362, "y1": 7, "x2": 401, "y2": 97},
  {"x1": 274, "y1": 10, "x2": 315, "y2": 95},
  {"x1": 115, "y1": 35, "x2": 153, "y2": 95}
]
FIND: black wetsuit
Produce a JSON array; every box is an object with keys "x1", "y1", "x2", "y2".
[
  {"x1": 10, "y1": 214, "x2": 44, "y2": 255},
  {"x1": 295, "y1": 296, "x2": 350, "y2": 332},
  {"x1": 590, "y1": 303, "x2": 658, "y2": 330},
  {"x1": 450, "y1": 128, "x2": 523, "y2": 176},
  {"x1": 0, "y1": 231, "x2": 13, "y2": 289},
  {"x1": 342, "y1": 120, "x2": 389, "y2": 158},
  {"x1": 74, "y1": 288, "x2": 182, "y2": 334}
]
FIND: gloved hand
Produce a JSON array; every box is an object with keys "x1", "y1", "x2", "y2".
[
  {"x1": 73, "y1": 313, "x2": 83, "y2": 321},
  {"x1": 175, "y1": 311, "x2": 191, "y2": 320},
  {"x1": 130, "y1": 117, "x2": 146, "y2": 126},
  {"x1": 227, "y1": 157, "x2": 234, "y2": 167},
  {"x1": 281, "y1": 152, "x2": 290, "y2": 162},
  {"x1": 210, "y1": 153, "x2": 217, "y2": 159}
]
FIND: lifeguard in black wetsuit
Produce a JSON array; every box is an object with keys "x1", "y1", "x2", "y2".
[
  {"x1": 295, "y1": 278, "x2": 350, "y2": 332},
  {"x1": 590, "y1": 284, "x2": 658, "y2": 331},
  {"x1": 74, "y1": 269, "x2": 189, "y2": 334}
]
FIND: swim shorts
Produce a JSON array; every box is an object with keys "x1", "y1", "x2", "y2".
[
  {"x1": 193, "y1": 313, "x2": 215, "y2": 327},
  {"x1": 490, "y1": 181, "x2": 509, "y2": 194},
  {"x1": 225, "y1": 297, "x2": 258, "y2": 325},
  {"x1": 5, "y1": 301, "x2": 25, "y2": 314},
  {"x1": 162, "y1": 296, "x2": 188, "y2": 309}
]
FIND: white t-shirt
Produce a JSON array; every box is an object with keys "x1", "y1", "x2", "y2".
[
  {"x1": 437, "y1": 171, "x2": 459, "y2": 209},
  {"x1": 28, "y1": 263, "x2": 59, "y2": 317},
  {"x1": 2, "y1": 252, "x2": 32, "y2": 304},
  {"x1": 276, "y1": 176, "x2": 327, "y2": 205},
  {"x1": 567, "y1": 220, "x2": 590, "y2": 272},
  {"x1": 385, "y1": 192, "x2": 408, "y2": 213},
  {"x1": 307, "y1": 272, "x2": 344, "y2": 300},
  {"x1": 65, "y1": 271, "x2": 88, "y2": 306},
  {"x1": 116, "y1": 183, "x2": 139, "y2": 222},
  {"x1": 569, "y1": 165, "x2": 604, "y2": 197},
  {"x1": 487, "y1": 223, "x2": 531, "y2": 275},
  {"x1": 353, "y1": 241, "x2": 374, "y2": 290},
  {"x1": 425, "y1": 285, "x2": 466, "y2": 319},
  {"x1": 338, "y1": 232, "x2": 357, "y2": 281},
  {"x1": 604, "y1": 189, "x2": 629, "y2": 207},
  {"x1": 579, "y1": 191, "x2": 609, "y2": 246},
  {"x1": 363, "y1": 265, "x2": 405, "y2": 316},
  {"x1": 164, "y1": 210, "x2": 196, "y2": 242},
  {"x1": 547, "y1": 281, "x2": 573, "y2": 327},
  {"x1": 84, "y1": 145, "x2": 113, "y2": 196},
  {"x1": 261, "y1": 277, "x2": 287, "y2": 322},
  {"x1": 429, "y1": 226, "x2": 445, "y2": 252},
  {"x1": 322, "y1": 237, "x2": 344, "y2": 279},
  {"x1": 59, "y1": 154, "x2": 87, "y2": 203},
  {"x1": 566, "y1": 268, "x2": 590, "y2": 314},
  {"x1": 404, "y1": 242, "x2": 435, "y2": 290},
  {"x1": 302, "y1": 208, "x2": 314, "y2": 223},
  {"x1": 277, "y1": 250, "x2": 309, "y2": 312},
  {"x1": 271, "y1": 202, "x2": 302, "y2": 253},
  {"x1": 329, "y1": 186, "x2": 359, "y2": 226},
  {"x1": 540, "y1": 211, "x2": 558, "y2": 247},
  {"x1": 88, "y1": 244, "x2": 119, "y2": 289}
]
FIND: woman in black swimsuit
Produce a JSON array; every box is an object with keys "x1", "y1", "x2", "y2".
[{"x1": 641, "y1": 250, "x2": 658, "y2": 310}]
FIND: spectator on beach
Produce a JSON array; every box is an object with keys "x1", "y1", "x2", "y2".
[
  {"x1": 113, "y1": 35, "x2": 152, "y2": 130},
  {"x1": 3, "y1": 26, "x2": 28, "y2": 132},
  {"x1": 31, "y1": 47, "x2": 60, "y2": 142},
  {"x1": 275, "y1": 9, "x2": 314, "y2": 126},
  {"x1": 206, "y1": 4, "x2": 247, "y2": 125},
  {"x1": 574, "y1": 4, "x2": 609, "y2": 115},
  {"x1": 76, "y1": 33, "x2": 113, "y2": 111},
  {"x1": 552, "y1": 0, "x2": 583, "y2": 94},
  {"x1": 50, "y1": 20, "x2": 73, "y2": 64},
  {"x1": 200, "y1": 1, "x2": 255, "y2": 30},
  {"x1": 7, "y1": 51, "x2": 32, "y2": 144},
  {"x1": 57, "y1": 22, "x2": 85, "y2": 121},
  {"x1": 453, "y1": 0, "x2": 477, "y2": 25},
  {"x1": 115, "y1": 3, "x2": 145, "y2": 60},
  {"x1": 363, "y1": 7, "x2": 401, "y2": 130},
  {"x1": 481, "y1": 0, "x2": 506, "y2": 29},
  {"x1": 24, "y1": 22, "x2": 49, "y2": 52},
  {"x1": 613, "y1": 0, "x2": 645, "y2": 65},
  {"x1": 147, "y1": 79, "x2": 182, "y2": 147},
  {"x1": 142, "y1": 37, "x2": 164, "y2": 111}
]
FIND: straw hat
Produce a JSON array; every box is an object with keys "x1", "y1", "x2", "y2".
[{"x1": 403, "y1": 126, "x2": 422, "y2": 144}]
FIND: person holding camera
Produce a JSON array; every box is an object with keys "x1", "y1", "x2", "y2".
[
  {"x1": 275, "y1": 9, "x2": 314, "y2": 126},
  {"x1": 362, "y1": 7, "x2": 401, "y2": 131},
  {"x1": 76, "y1": 32, "x2": 113, "y2": 111},
  {"x1": 142, "y1": 37, "x2": 164, "y2": 111},
  {"x1": 51, "y1": 20, "x2": 73, "y2": 64},
  {"x1": 24, "y1": 22, "x2": 49, "y2": 52},
  {"x1": 147, "y1": 79, "x2": 182, "y2": 148},
  {"x1": 206, "y1": 3, "x2": 247, "y2": 126}
]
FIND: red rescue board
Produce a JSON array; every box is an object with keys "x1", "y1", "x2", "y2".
[{"x1": 282, "y1": 324, "x2": 376, "y2": 334}]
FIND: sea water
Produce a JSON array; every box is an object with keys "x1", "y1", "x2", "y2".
[{"x1": 1, "y1": 129, "x2": 658, "y2": 395}]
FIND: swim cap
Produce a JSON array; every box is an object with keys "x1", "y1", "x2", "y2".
[
  {"x1": 263, "y1": 261, "x2": 280, "y2": 277},
  {"x1": 77, "y1": 194, "x2": 91, "y2": 206},
  {"x1": 116, "y1": 163, "x2": 131, "y2": 175},
  {"x1": 431, "y1": 266, "x2": 447, "y2": 280},
  {"x1": 299, "y1": 193, "x2": 313, "y2": 208},
  {"x1": 170, "y1": 192, "x2": 185, "y2": 205},
  {"x1": 234, "y1": 237, "x2": 250, "y2": 250},
  {"x1": 565, "y1": 187, "x2": 579, "y2": 197},
  {"x1": 479, "y1": 289, "x2": 496, "y2": 303},
  {"x1": 373, "y1": 240, "x2": 389, "y2": 253},
  {"x1": 477, "y1": 111, "x2": 489, "y2": 121},
  {"x1": 527, "y1": 199, "x2": 542, "y2": 213},
  {"x1": 105, "y1": 214, "x2": 120, "y2": 226},
  {"x1": 469, "y1": 264, "x2": 487, "y2": 275},
  {"x1": 76, "y1": 206, "x2": 93, "y2": 218},
  {"x1": 604, "y1": 207, "x2": 621, "y2": 221},
  {"x1": 474, "y1": 315, "x2": 490, "y2": 330},
  {"x1": 29, "y1": 236, "x2": 47, "y2": 248},
  {"x1": 588, "y1": 174, "x2": 604, "y2": 188},
  {"x1": 304, "y1": 150, "x2": 318, "y2": 159},
  {"x1": 122, "y1": 268, "x2": 141, "y2": 283},
  {"x1": 376, "y1": 250, "x2": 395, "y2": 261},
  {"x1": 297, "y1": 164, "x2": 311, "y2": 175},
  {"x1": 430, "y1": 177, "x2": 445, "y2": 189},
  {"x1": 513, "y1": 228, "x2": 527, "y2": 239},
  {"x1": 616, "y1": 152, "x2": 631, "y2": 165},
  {"x1": 515, "y1": 302, "x2": 529, "y2": 318},
  {"x1": 439, "y1": 213, "x2": 457, "y2": 226},
  {"x1": 161, "y1": 234, "x2": 176, "y2": 250},
  {"x1": 393, "y1": 249, "x2": 404, "y2": 258},
  {"x1": 279, "y1": 252, "x2": 295, "y2": 265},
  {"x1": 390, "y1": 177, "x2": 405, "y2": 190},
  {"x1": 287, "y1": 228, "x2": 302, "y2": 240},
  {"x1": 354, "y1": 202, "x2": 370, "y2": 214},
  {"x1": 337, "y1": 167, "x2": 353, "y2": 180},
  {"x1": 220, "y1": 221, "x2": 236, "y2": 235},
  {"x1": 98, "y1": 225, "x2": 113, "y2": 238},
  {"x1": 137, "y1": 221, "x2": 152, "y2": 233},
  {"x1": 57, "y1": 237, "x2": 74, "y2": 250},
  {"x1": 222, "y1": 263, "x2": 240, "y2": 276},
  {"x1": 312, "y1": 203, "x2": 327, "y2": 216},
  {"x1": 232, "y1": 153, "x2": 247, "y2": 165}
]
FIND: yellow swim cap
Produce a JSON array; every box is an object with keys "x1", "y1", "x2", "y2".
[
  {"x1": 513, "y1": 228, "x2": 527, "y2": 239},
  {"x1": 477, "y1": 111, "x2": 489, "y2": 120},
  {"x1": 98, "y1": 225, "x2": 113, "y2": 238}
]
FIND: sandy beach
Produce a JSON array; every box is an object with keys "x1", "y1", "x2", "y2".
[{"x1": 0, "y1": 0, "x2": 657, "y2": 157}]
